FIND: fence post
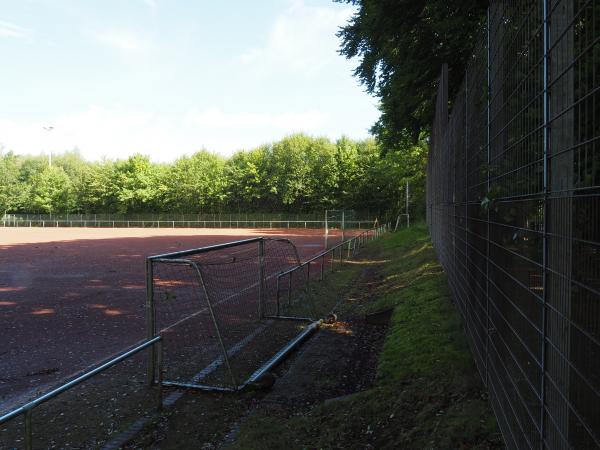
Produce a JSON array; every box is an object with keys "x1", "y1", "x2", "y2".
[
  {"x1": 24, "y1": 408, "x2": 32, "y2": 450},
  {"x1": 276, "y1": 276, "x2": 281, "y2": 316},
  {"x1": 341, "y1": 210, "x2": 345, "y2": 243},
  {"x1": 145, "y1": 259, "x2": 156, "y2": 385},
  {"x1": 258, "y1": 239, "x2": 265, "y2": 319},
  {"x1": 320, "y1": 254, "x2": 325, "y2": 280},
  {"x1": 330, "y1": 249, "x2": 335, "y2": 272},
  {"x1": 156, "y1": 339, "x2": 163, "y2": 411},
  {"x1": 540, "y1": 0, "x2": 550, "y2": 445},
  {"x1": 485, "y1": 7, "x2": 491, "y2": 390},
  {"x1": 288, "y1": 272, "x2": 292, "y2": 305},
  {"x1": 324, "y1": 210, "x2": 329, "y2": 249}
]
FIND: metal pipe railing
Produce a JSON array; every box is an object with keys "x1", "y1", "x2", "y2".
[
  {"x1": 274, "y1": 224, "x2": 389, "y2": 315},
  {"x1": 0, "y1": 336, "x2": 163, "y2": 450}
]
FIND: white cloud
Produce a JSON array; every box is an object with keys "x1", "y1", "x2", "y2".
[
  {"x1": 0, "y1": 19, "x2": 32, "y2": 39},
  {"x1": 239, "y1": 0, "x2": 354, "y2": 75},
  {"x1": 92, "y1": 29, "x2": 150, "y2": 53}
]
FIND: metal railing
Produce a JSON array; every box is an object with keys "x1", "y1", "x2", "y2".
[
  {"x1": 0, "y1": 337, "x2": 163, "y2": 450},
  {"x1": 428, "y1": 1, "x2": 599, "y2": 448},
  {"x1": 1, "y1": 213, "x2": 377, "y2": 230},
  {"x1": 273, "y1": 223, "x2": 389, "y2": 318}
]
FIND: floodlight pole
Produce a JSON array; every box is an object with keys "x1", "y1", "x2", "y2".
[{"x1": 43, "y1": 126, "x2": 54, "y2": 167}]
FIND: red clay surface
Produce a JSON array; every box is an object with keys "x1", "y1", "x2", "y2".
[{"x1": 0, "y1": 227, "x2": 336, "y2": 414}]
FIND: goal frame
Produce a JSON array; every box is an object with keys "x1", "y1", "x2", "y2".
[{"x1": 145, "y1": 237, "x2": 317, "y2": 392}]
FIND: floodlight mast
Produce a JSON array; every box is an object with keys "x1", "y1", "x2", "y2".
[{"x1": 43, "y1": 126, "x2": 54, "y2": 167}]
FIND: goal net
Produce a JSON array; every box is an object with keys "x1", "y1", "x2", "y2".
[{"x1": 147, "y1": 237, "x2": 318, "y2": 391}]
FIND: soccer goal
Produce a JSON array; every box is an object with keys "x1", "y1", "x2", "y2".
[
  {"x1": 324, "y1": 209, "x2": 376, "y2": 249},
  {"x1": 145, "y1": 237, "x2": 319, "y2": 392},
  {"x1": 394, "y1": 213, "x2": 410, "y2": 231}
]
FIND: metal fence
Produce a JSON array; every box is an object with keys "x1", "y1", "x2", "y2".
[
  {"x1": 427, "y1": 1, "x2": 598, "y2": 449},
  {"x1": 1, "y1": 213, "x2": 376, "y2": 231}
]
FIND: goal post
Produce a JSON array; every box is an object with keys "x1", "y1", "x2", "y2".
[
  {"x1": 394, "y1": 213, "x2": 410, "y2": 231},
  {"x1": 324, "y1": 210, "x2": 374, "y2": 249}
]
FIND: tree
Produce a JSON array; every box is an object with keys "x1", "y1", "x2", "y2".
[
  {"x1": 336, "y1": 0, "x2": 487, "y2": 148},
  {"x1": 268, "y1": 134, "x2": 314, "y2": 208},
  {"x1": 334, "y1": 136, "x2": 363, "y2": 207},
  {"x1": 77, "y1": 161, "x2": 119, "y2": 212},
  {"x1": 0, "y1": 152, "x2": 26, "y2": 214},
  {"x1": 53, "y1": 150, "x2": 92, "y2": 212},
  {"x1": 225, "y1": 147, "x2": 270, "y2": 210},
  {"x1": 164, "y1": 150, "x2": 228, "y2": 212},
  {"x1": 112, "y1": 154, "x2": 160, "y2": 213},
  {"x1": 263, "y1": 134, "x2": 338, "y2": 210},
  {"x1": 26, "y1": 166, "x2": 74, "y2": 213},
  {"x1": 0, "y1": 134, "x2": 418, "y2": 217}
]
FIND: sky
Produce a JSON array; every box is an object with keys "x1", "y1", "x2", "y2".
[{"x1": 0, "y1": 0, "x2": 379, "y2": 162}]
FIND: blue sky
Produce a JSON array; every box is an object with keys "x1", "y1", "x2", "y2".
[{"x1": 0, "y1": 0, "x2": 379, "y2": 162}]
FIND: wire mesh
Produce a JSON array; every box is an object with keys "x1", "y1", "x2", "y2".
[
  {"x1": 149, "y1": 238, "x2": 308, "y2": 390},
  {"x1": 428, "y1": 1, "x2": 599, "y2": 448}
]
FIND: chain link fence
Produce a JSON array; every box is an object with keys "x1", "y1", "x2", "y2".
[{"x1": 427, "y1": 1, "x2": 598, "y2": 448}]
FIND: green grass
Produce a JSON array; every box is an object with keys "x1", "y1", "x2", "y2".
[{"x1": 228, "y1": 224, "x2": 502, "y2": 449}]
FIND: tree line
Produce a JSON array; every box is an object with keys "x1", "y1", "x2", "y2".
[{"x1": 0, "y1": 134, "x2": 426, "y2": 218}]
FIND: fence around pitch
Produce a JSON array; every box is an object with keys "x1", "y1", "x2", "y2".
[
  {"x1": 0, "y1": 216, "x2": 376, "y2": 230},
  {"x1": 428, "y1": 2, "x2": 599, "y2": 449},
  {"x1": 1, "y1": 212, "x2": 378, "y2": 230},
  {"x1": 145, "y1": 225, "x2": 389, "y2": 392}
]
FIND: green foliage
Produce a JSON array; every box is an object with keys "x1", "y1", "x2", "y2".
[
  {"x1": 336, "y1": 0, "x2": 487, "y2": 147},
  {"x1": 165, "y1": 151, "x2": 228, "y2": 212},
  {"x1": 26, "y1": 166, "x2": 75, "y2": 213},
  {"x1": 0, "y1": 152, "x2": 27, "y2": 213},
  {"x1": 0, "y1": 133, "x2": 427, "y2": 217}
]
